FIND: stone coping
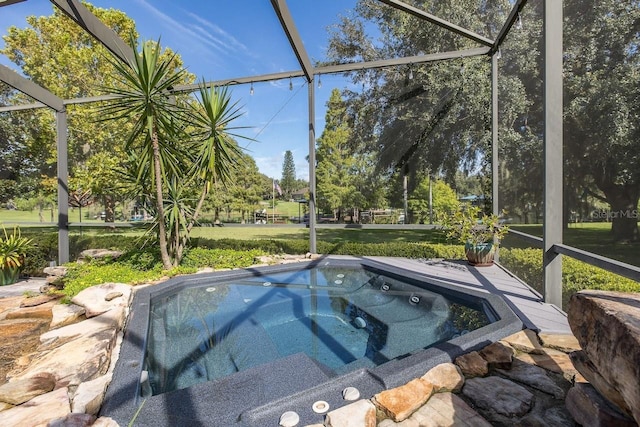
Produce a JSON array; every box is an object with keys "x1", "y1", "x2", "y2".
[
  {"x1": 0, "y1": 284, "x2": 585, "y2": 426},
  {"x1": 0, "y1": 261, "x2": 614, "y2": 427}
]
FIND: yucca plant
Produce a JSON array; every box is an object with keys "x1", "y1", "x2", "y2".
[
  {"x1": 97, "y1": 36, "x2": 191, "y2": 270},
  {"x1": 98, "y1": 37, "x2": 250, "y2": 268},
  {"x1": 0, "y1": 226, "x2": 33, "y2": 285}
]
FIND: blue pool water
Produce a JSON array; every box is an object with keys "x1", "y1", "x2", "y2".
[{"x1": 144, "y1": 264, "x2": 490, "y2": 396}]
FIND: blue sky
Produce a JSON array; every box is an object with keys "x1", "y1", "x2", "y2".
[{"x1": 0, "y1": 0, "x2": 360, "y2": 180}]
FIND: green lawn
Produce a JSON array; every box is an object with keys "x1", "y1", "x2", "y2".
[
  {"x1": 190, "y1": 226, "x2": 448, "y2": 245},
  {"x1": 0, "y1": 202, "x2": 304, "y2": 225},
  {"x1": 504, "y1": 223, "x2": 639, "y2": 266},
  {"x1": 0, "y1": 208, "x2": 103, "y2": 224},
  {"x1": 261, "y1": 200, "x2": 306, "y2": 217},
  {"x1": 4, "y1": 206, "x2": 638, "y2": 267}
]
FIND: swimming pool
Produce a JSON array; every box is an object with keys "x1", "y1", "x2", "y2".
[{"x1": 101, "y1": 256, "x2": 523, "y2": 426}]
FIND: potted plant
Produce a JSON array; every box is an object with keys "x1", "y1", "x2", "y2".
[
  {"x1": 0, "y1": 226, "x2": 33, "y2": 285},
  {"x1": 442, "y1": 205, "x2": 509, "y2": 266}
]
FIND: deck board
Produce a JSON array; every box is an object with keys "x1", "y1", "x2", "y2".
[{"x1": 363, "y1": 256, "x2": 572, "y2": 335}]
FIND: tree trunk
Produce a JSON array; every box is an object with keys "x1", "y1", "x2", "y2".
[
  {"x1": 121, "y1": 201, "x2": 129, "y2": 221},
  {"x1": 151, "y1": 130, "x2": 173, "y2": 270},
  {"x1": 103, "y1": 195, "x2": 116, "y2": 223},
  {"x1": 176, "y1": 185, "x2": 209, "y2": 267},
  {"x1": 592, "y1": 161, "x2": 640, "y2": 243},
  {"x1": 606, "y1": 190, "x2": 639, "y2": 243}
]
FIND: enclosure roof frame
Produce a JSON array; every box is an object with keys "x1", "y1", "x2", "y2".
[{"x1": 0, "y1": 0, "x2": 579, "y2": 308}]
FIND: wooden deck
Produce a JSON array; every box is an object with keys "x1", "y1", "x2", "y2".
[{"x1": 363, "y1": 256, "x2": 572, "y2": 335}]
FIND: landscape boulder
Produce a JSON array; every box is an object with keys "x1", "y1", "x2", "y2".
[
  {"x1": 0, "y1": 387, "x2": 70, "y2": 426},
  {"x1": 71, "y1": 283, "x2": 131, "y2": 318},
  {"x1": 0, "y1": 373, "x2": 56, "y2": 405},
  {"x1": 77, "y1": 249, "x2": 123, "y2": 261},
  {"x1": 565, "y1": 382, "x2": 637, "y2": 427},
  {"x1": 421, "y1": 363, "x2": 464, "y2": 393},
  {"x1": 567, "y1": 290, "x2": 640, "y2": 424}
]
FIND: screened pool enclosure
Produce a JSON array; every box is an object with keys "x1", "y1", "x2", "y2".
[{"x1": 1, "y1": 0, "x2": 639, "y2": 310}]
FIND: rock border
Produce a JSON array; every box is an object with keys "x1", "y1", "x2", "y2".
[{"x1": 3, "y1": 263, "x2": 632, "y2": 427}]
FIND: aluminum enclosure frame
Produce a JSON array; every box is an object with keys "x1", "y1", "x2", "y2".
[{"x1": 0, "y1": 0, "x2": 577, "y2": 307}]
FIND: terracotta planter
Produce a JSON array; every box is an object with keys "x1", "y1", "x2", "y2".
[
  {"x1": 464, "y1": 242, "x2": 495, "y2": 267},
  {"x1": 0, "y1": 265, "x2": 21, "y2": 286}
]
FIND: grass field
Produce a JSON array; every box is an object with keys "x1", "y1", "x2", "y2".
[
  {"x1": 3, "y1": 208, "x2": 638, "y2": 267},
  {"x1": 0, "y1": 208, "x2": 103, "y2": 224},
  {"x1": 190, "y1": 226, "x2": 448, "y2": 244},
  {"x1": 0, "y1": 201, "x2": 305, "y2": 226},
  {"x1": 503, "y1": 223, "x2": 639, "y2": 266}
]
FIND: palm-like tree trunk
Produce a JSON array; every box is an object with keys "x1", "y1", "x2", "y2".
[
  {"x1": 151, "y1": 128, "x2": 173, "y2": 270},
  {"x1": 174, "y1": 183, "x2": 209, "y2": 265}
]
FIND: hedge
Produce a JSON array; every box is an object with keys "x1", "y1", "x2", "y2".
[
  {"x1": 23, "y1": 234, "x2": 639, "y2": 307},
  {"x1": 22, "y1": 231, "x2": 140, "y2": 277},
  {"x1": 500, "y1": 247, "x2": 640, "y2": 307}
]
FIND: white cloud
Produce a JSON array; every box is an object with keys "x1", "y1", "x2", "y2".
[
  {"x1": 253, "y1": 155, "x2": 281, "y2": 178},
  {"x1": 296, "y1": 161, "x2": 310, "y2": 180},
  {"x1": 133, "y1": 0, "x2": 192, "y2": 34},
  {"x1": 132, "y1": 0, "x2": 247, "y2": 63},
  {"x1": 185, "y1": 13, "x2": 250, "y2": 56}
]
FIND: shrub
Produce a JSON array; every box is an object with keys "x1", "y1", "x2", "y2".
[
  {"x1": 315, "y1": 241, "x2": 466, "y2": 259},
  {"x1": 116, "y1": 249, "x2": 163, "y2": 271},
  {"x1": 22, "y1": 232, "x2": 145, "y2": 276},
  {"x1": 499, "y1": 248, "x2": 640, "y2": 307},
  {"x1": 22, "y1": 231, "x2": 57, "y2": 277},
  {"x1": 194, "y1": 238, "x2": 308, "y2": 254},
  {"x1": 61, "y1": 246, "x2": 266, "y2": 299},
  {"x1": 498, "y1": 248, "x2": 543, "y2": 293},
  {"x1": 62, "y1": 260, "x2": 165, "y2": 301},
  {"x1": 562, "y1": 257, "x2": 640, "y2": 306},
  {"x1": 181, "y1": 247, "x2": 264, "y2": 270}
]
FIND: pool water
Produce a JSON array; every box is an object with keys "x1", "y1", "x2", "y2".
[{"x1": 144, "y1": 265, "x2": 490, "y2": 396}]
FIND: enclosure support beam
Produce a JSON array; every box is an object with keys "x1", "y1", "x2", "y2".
[
  {"x1": 308, "y1": 79, "x2": 317, "y2": 253},
  {"x1": 491, "y1": 0, "x2": 528, "y2": 55},
  {"x1": 0, "y1": 0, "x2": 26, "y2": 7},
  {"x1": 0, "y1": 50, "x2": 69, "y2": 266},
  {"x1": 543, "y1": 0, "x2": 563, "y2": 308},
  {"x1": 50, "y1": 0, "x2": 135, "y2": 64},
  {"x1": 379, "y1": 0, "x2": 494, "y2": 47},
  {"x1": 56, "y1": 110, "x2": 69, "y2": 264},
  {"x1": 1, "y1": 47, "x2": 491, "y2": 112},
  {"x1": 270, "y1": 0, "x2": 314, "y2": 82},
  {"x1": 491, "y1": 52, "x2": 500, "y2": 262},
  {"x1": 491, "y1": 54, "x2": 499, "y2": 217},
  {"x1": 0, "y1": 65, "x2": 64, "y2": 111}
]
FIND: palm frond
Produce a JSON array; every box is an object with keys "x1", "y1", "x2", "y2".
[{"x1": 187, "y1": 81, "x2": 253, "y2": 185}]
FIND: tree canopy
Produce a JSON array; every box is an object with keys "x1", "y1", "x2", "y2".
[
  {"x1": 280, "y1": 150, "x2": 296, "y2": 199},
  {"x1": 327, "y1": 0, "x2": 639, "y2": 241},
  {"x1": 0, "y1": 2, "x2": 194, "y2": 222}
]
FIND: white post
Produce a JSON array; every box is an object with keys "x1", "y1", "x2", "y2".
[{"x1": 543, "y1": 0, "x2": 564, "y2": 308}]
